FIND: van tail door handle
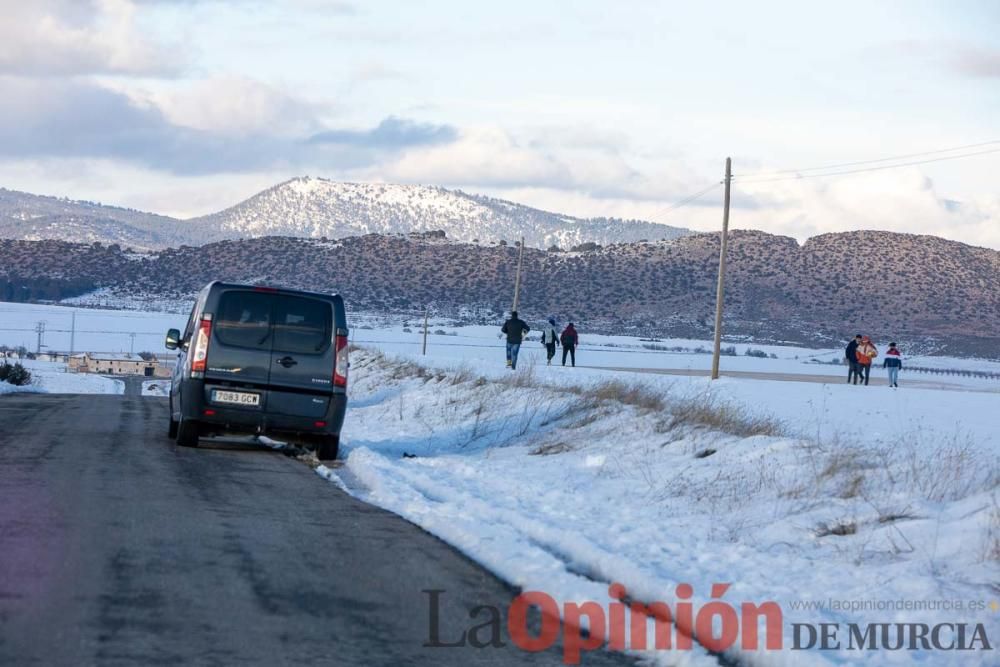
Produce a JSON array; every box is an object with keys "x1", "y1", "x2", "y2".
[{"x1": 276, "y1": 356, "x2": 298, "y2": 368}]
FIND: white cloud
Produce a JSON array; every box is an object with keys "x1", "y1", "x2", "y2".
[
  {"x1": 449, "y1": 168, "x2": 1000, "y2": 251},
  {"x1": 382, "y1": 127, "x2": 572, "y2": 189},
  {"x1": 0, "y1": 0, "x2": 182, "y2": 77},
  {"x1": 734, "y1": 169, "x2": 1000, "y2": 249},
  {"x1": 379, "y1": 125, "x2": 710, "y2": 203},
  {"x1": 128, "y1": 76, "x2": 325, "y2": 136}
]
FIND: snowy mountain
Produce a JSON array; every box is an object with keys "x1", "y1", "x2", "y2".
[
  {"x1": 0, "y1": 179, "x2": 690, "y2": 250},
  {"x1": 0, "y1": 188, "x2": 194, "y2": 250},
  {"x1": 188, "y1": 177, "x2": 689, "y2": 249}
]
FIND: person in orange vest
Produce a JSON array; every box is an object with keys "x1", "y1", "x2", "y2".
[{"x1": 855, "y1": 335, "x2": 878, "y2": 386}]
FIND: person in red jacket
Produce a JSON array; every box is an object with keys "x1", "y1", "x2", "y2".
[
  {"x1": 883, "y1": 342, "x2": 903, "y2": 388},
  {"x1": 560, "y1": 323, "x2": 578, "y2": 367}
]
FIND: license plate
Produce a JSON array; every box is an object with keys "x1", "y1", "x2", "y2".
[{"x1": 212, "y1": 390, "x2": 260, "y2": 406}]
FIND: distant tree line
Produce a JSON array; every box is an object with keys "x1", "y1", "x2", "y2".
[{"x1": 1, "y1": 276, "x2": 97, "y2": 302}]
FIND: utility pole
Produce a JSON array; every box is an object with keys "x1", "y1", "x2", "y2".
[
  {"x1": 422, "y1": 309, "x2": 429, "y2": 356},
  {"x1": 34, "y1": 321, "x2": 46, "y2": 355},
  {"x1": 711, "y1": 157, "x2": 733, "y2": 381},
  {"x1": 511, "y1": 236, "x2": 525, "y2": 312},
  {"x1": 69, "y1": 311, "x2": 76, "y2": 356},
  {"x1": 129, "y1": 332, "x2": 136, "y2": 356}
]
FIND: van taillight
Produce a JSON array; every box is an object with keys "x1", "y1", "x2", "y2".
[
  {"x1": 191, "y1": 316, "x2": 212, "y2": 372},
  {"x1": 333, "y1": 334, "x2": 349, "y2": 388}
]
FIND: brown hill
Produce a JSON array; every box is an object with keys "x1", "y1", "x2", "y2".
[{"x1": 2, "y1": 230, "x2": 998, "y2": 355}]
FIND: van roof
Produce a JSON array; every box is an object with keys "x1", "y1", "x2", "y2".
[
  {"x1": 205, "y1": 281, "x2": 344, "y2": 302},
  {"x1": 199, "y1": 281, "x2": 347, "y2": 330}
]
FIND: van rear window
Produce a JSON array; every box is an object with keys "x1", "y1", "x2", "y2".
[
  {"x1": 215, "y1": 291, "x2": 273, "y2": 349},
  {"x1": 273, "y1": 296, "x2": 332, "y2": 354}
]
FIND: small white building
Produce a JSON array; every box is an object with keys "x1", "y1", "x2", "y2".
[{"x1": 69, "y1": 352, "x2": 172, "y2": 378}]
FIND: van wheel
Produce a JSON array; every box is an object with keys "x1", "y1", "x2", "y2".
[
  {"x1": 316, "y1": 435, "x2": 339, "y2": 461},
  {"x1": 176, "y1": 418, "x2": 200, "y2": 448},
  {"x1": 167, "y1": 397, "x2": 179, "y2": 438}
]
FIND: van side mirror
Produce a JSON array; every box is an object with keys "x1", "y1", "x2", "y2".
[{"x1": 165, "y1": 328, "x2": 181, "y2": 350}]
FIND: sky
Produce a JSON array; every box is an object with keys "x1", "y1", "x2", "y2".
[{"x1": 1, "y1": 0, "x2": 999, "y2": 248}]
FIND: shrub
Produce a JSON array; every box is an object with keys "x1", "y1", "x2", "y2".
[
  {"x1": 578, "y1": 379, "x2": 665, "y2": 413},
  {"x1": 656, "y1": 394, "x2": 785, "y2": 438},
  {"x1": 0, "y1": 362, "x2": 33, "y2": 386}
]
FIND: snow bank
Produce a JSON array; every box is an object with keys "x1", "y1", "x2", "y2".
[
  {"x1": 0, "y1": 380, "x2": 44, "y2": 395},
  {"x1": 323, "y1": 350, "x2": 999, "y2": 666},
  {"x1": 4, "y1": 360, "x2": 125, "y2": 395}
]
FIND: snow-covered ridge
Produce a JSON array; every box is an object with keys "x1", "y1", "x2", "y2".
[
  {"x1": 190, "y1": 176, "x2": 689, "y2": 249},
  {"x1": 1, "y1": 178, "x2": 690, "y2": 250}
]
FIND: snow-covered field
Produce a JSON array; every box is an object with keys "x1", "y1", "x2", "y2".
[
  {"x1": 2, "y1": 302, "x2": 998, "y2": 664},
  {"x1": 328, "y1": 349, "x2": 999, "y2": 666}
]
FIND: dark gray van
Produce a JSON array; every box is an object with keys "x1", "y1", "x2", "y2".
[{"x1": 165, "y1": 282, "x2": 348, "y2": 459}]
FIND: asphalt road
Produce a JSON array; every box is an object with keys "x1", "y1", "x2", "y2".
[{"x1": 0, "y1": 393, "x2": 632, "y2": 666}]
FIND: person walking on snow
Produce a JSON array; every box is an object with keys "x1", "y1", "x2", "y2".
[
  {"x1": 541, "y1": 318, "x2": 560, "y2": 366},
  {"x1": 883, "y1": 342, "x2": 902, "y2": 388},
  {"x1": 501, "y1": 311, "x2": 530, "y2": 370},
  {"x1": 560, "y1": 323, "x2": 578, "y2": 367},
  {"x1": 855, "y1": 335, "x2": 878, "y2": 386},
  {"x1": 845, "y1": 334, "x2": 862, "y2": 384}
]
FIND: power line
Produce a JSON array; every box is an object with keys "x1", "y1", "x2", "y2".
[
  {"x1": 652, "y1": 181, "x2": 723, "y2": 220},
  {"x1": 735, "y1": 139, "x2": 1000, "y2": 179},
  {"x1": 733, "y1": 146, "x2": 1000, "y2": 184}
]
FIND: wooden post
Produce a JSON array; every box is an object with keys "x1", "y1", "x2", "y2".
[
  {"x1": 511, "y1": 236, "x2": 525, "y2": 312},
  {"x1": 711, "y1": 157, "x2": 732, "y2": 380},
  {"x1": 422, "y1": 310, "x2": 429, "y2": 356}
]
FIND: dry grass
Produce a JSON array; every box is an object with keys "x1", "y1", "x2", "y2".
[
  {"x1": 902, "y1": 438, "x2": 996, "y2": 503},
  {"x1": 500, "y1": 361, "x2": 539, "y2": 388},
  {"x1": 655, "y1": 394, "x2": 786, "y2": 439},
  {"x1": 569, "y1": 379, "x2": 665, "y2": 413},
  {"x1": 448, "y1": 363, "x2": 477, "y2": 385}
]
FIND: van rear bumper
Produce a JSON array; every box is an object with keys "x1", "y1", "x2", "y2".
[{"x1": 177, "y1": 378, "x2": 347, "y2": 438}]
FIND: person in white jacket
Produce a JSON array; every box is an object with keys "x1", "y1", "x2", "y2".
[{"x1": 541, "y1": 318, "x2": 560, "y2": 365}]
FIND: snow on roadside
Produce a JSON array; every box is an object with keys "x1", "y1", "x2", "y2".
[
  {"x1": 0, "y1": 380, "x2": 44, "y2": 395},
  {"x1": 322, "y1": 349, "x2": 999, "y2": 666},
  {"x1": 142, "y1": 380, "x2": 171, "y2": 397},
  {"x1": 4, "y1": 360, "x2": 125, "y2": 395}
]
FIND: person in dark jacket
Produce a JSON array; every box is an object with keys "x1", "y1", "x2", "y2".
[
  {"x1": 883, "y1": 342, "x2": 903, "y2": 388},
  {"x1": 560, "y1": 323, "x2": 578, "y2": 367},
  {"x1": 501, "y1": 311, "x2": 530, "y2": 369},
  {"x1": 845, "y1": 334, "x2": 862, "y2": 384},
  {"x1": 541, "y1": 317, "x2": 560, "y2": 366}
]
